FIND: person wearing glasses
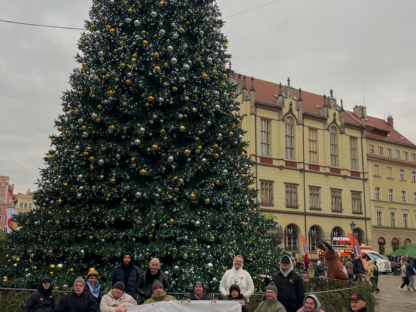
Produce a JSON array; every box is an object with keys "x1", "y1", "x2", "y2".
[{"x1": 220, "y1": 255, "x2": 254, "y2": 301}]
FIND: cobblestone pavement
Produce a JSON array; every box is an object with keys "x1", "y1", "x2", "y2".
[{"x1": 371, "y1": 273, "x2": 415, "y2": 311}]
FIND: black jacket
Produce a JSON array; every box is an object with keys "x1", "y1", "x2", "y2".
[
  {"x1": 111, "y1": 252, "x2": 140, "y2": 298},
  {"x1": 83, "y1": 279, "x2": 103, "y2": 306},
  {"x1": 188, "y1": 290, "x2": 213, "y2": 300},
  {"x1": 23, "y1": 275, "x2": 56, "y2": 312},
  {"x1": 353, "y1": 259, "x2": 364, "y2": 274},
  {"x1": 137, "y1": 269, "x2": 170, "y2": 302},
  {"x1": 55, "y1": 290, "x2": 98, "y2": 312},
  {"x1": 348, "y1": 307, "x2": 370, "y2": 312},
  {"x1": 265, "y1": 271, "x2": 304, "y2": 312},
  {"x1": 226, "y1": 294, "x2": 250, "y2": 312}
]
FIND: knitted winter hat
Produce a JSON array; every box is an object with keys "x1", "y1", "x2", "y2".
[
  {"x1": 87, "y1": 268, "x2": 99, "y2": 278},
  {"x1": 229, "y1": 284, "x2": 241, "y2": 296},
  {"x1": 74, "y1": 276, "x2": 85, "y2": 287},
  {"x1": 113, "y1": 281, "x2": 125, "y2": 292},
  {"x1": 266, "y1": 282, "x2": 278, "y2": 295},
  {"x1": 194, "y1": 279, "x2": 205, "y2": 291},
  {"x1": 152, "y1": 279, "x2": 164, "y2": 291}
]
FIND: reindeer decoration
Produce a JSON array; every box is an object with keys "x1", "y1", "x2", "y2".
[{"x1": 316, "y1": 240, "x2": 348, "y2": 280}]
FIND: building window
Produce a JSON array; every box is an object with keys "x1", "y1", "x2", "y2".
[
  {"x1": 19, "y1": 203, "x2": 23, "y2": 208},
  {"x1": 403, "y1": 214, "x2": 409, "y2": 228},
  {"x1": 285, "y1": 184, "x2": 298, "y2": 208},
  {"x1": 260, "y1": 119, "x2": 270, "y2": 156},
  {"x1": 369, "y1": 145, "x2": 374, "y2": 153},
  {"x1": 401, "y1": 190, "x2": 407, "y2": 203},
  {"x1": 285, "y1": 118, "x2": 295, "y2": 160},
  {"x1": 331, "y1": 189, "x2": 342, "y2": 212},
  {"x1": 387, "y1": 167, "x2": 393, "y2": 178},
  {"x1": 353, "y1": 229, "x2": 364, "y2": 245},
  {"x1": 309, "y1": 129, "x2": 318, "y2": 164},
  {"x1": 309, "y1": 226, "x2": 320, "y2": 252},
  {"x1": 376, "y1": 211, "x2": 383, "y2": 226},
  {"x1": 373, "y1": 165, "x2": 380, "y2": 176},
  {"x1": 330, "y1": 128, "x2": 338, "y2": 167},
  {"x1": 387, "y1": 148, "x2": 392, "y2": 156},
  {"x1": 28, "y1": 204, "x2": 32, "y2": 209},
  {"x1": 309, "y1": 187, "x2": 321, "y2": 209},
  {"x1": 388, "y1": 189, "x2": 394, "y2": 202},
  {"x1": 412, "y1": 171, "x2": 416, "y2": 182},
  {"x1": 400, "y1": 169, "x2": 405, "y2": 180},
  {"x1": 0, "y1": 196, "x2": 4, "y2": 202},
  {"x1": 375, "y1": 187, "x2": 381, "y2": 200},
  {"x1": 414, "y1": 192, "x2": 416, "y2": 205},
  {"x1": 0, "y1": 216, "x2": 2, "y2": 222},
  {"x1": 285, "y1": 225, "x2": 298, "y2": 251},
  {"x1": 350, "y1": 137, "x2": 358, "y2": 170},
  {"x1": 0, "y1": 189, "x2": 4, "y2": 194},
  {"x1": 331, "y1": 227, "x2": 344, "y2": 245},
  {"x1": 404, "y1": 152, "x2": 408, "y2": 160},
  {"x1": 352, "y1": 192, "x2": 362, "y2": 213},
  {"x1": 390, "y1": 212, "x2": 396, "y2": 227},
  {"x1": 396, "y1": 150, "x2": 400, "y2": 158},
  {"x1": 260, "y1": 181, "x2": 274, "y2": 207},
  {"x1": 24, "y1": 203, "x2": 27, "y2": 208},
  {"x1": 412, "y1": 153, "x2": 415, "y2": 161},
  {"x1": 378, "y1": 147, "x2": 383, "y2": 155}
]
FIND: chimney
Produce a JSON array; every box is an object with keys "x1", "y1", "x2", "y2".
[
  {"x1": 298, "y1": 88, "x2": 303, "y2": 124},
  {"x1": 278, "y1": 82, "x2": 284, "y2": 108},
  {"x1": 387, "y1": 114, "x2": 394, "y2": 128},
  {"x1": 323, "y1": 94, "x2": 328, "y2": 118},
  {"x1": 353, "y1": 105, "x2": 367, "y2": 120},
  {"x1": 242, "y1": 76, "x2": 247, "y2": 101},
  {"x1": 250, "y1": 77, "x2": 255, "y2": 114}
]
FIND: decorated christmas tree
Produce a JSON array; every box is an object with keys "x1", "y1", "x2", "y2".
[{"x1": 0, "y1": 0, "x2": 288, "y2": 291}]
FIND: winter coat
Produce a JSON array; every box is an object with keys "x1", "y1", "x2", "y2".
[
  {"x1": 55, "y1": 290, "x2": 98, "y2": 312},
  {"x1": 84, "y1": 279, "x2": 103, "y2": 306},
  {"x1": 401, "y1": 264, "x2": 407, "y2": 277},
  {"x1": 255, "y1": 298, "x2": 286, "y2": 312},
  {"x1": 347, "y1": 307, "x2": 370, "y2": 312},
  {"x1": 220, "y1": 266, "x2": 254, "y2": 300},
  {"x1": 227, "y1": 294, "x2": 250, "y2": 312},
  {"x1": 314, "y1": 264, "x2": 325, "y2": 277},
  {"x1": 111, "y1": 252, "x2": 140, "y2": 298},
  {"x1": 405, "y1": 263, "x2": 414, "y2": 277},
  {"x1": 265, "y1": 257, "x2": 304, "y2": 312},
  {"x1": 144, "y1": 292, "x2": 176, "y2": 304},
  {"x1": 366, "y1": 260, "x2": 378, "y2": 278},
  {"x1": 304, "y1": 256, "x2": 310, "y2": 266},
  {"x1": 23, "y1": 275, "x2": 56, "y2": 312},
  {"x1": 296, "y1": 294, "x2": 324, "y2": 312},
  {"x1": 188, "y1": 290, "x2": 213, "y2": 300},
  {"x1": 345, "y1": 260, "x2": 354, "y2": 275},
  {"x1": 137, "y1": 269, "x2": 170, "y2": 302},
  {"x1": 100, "y1": 290, "x2": 138, "y2": 312},
  {"x1": 353, "y1": 259, "x2": 364, "y2": 274}
]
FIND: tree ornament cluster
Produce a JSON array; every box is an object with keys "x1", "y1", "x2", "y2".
[{"x1": 0, "y1": 0, "x2": 288, "y2": 291}]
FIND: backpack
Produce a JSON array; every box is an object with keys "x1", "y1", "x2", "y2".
[{"x1": 373, "y1": 266, "x2": 378, "y2": 277}]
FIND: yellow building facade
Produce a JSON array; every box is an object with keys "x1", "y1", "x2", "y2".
[
  {"x1": 364, "y1": 115, "x2": 416, "y2": 254},
  {"x1": 14, "y1": 189, "x2": 38, "y2": 213},
  {"x1": 235, "y1": 76, "x2": 371, "y2": 259}
]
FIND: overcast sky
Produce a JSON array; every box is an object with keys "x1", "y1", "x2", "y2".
[{"x1": 1, "y1": 0, "x2": 415, "y2": 194}]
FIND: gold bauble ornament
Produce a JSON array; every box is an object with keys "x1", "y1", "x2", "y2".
[
  {"x1": 3, "y1": 276, "x2": 8, "y2": 282},
  {"x1": 125, "y1": 79, "x2": 131, "y2": 85},
  {"x1": 110, "y1": 28, "x2": 115, "y2": 34},
  {"x1": 154, "y1": 66, "x2": 161, "y2": 72},
  {"x1": 179, "y1": 126, "x2": 185, "y2": 132},
  {"x1": 205, "y1": 198, "x2": 210, "y2": 205},
  {"x1": 202, "y1": 73, "x2": 208, "y2": 79},
  {"x1": 49, "y1": 264, "x2": 55, "y2": 269},
  {"x1": 147, "y1": 96, "x2": 154, "y2": 102},
  {"x1": 184, "y1": 149, "x2": 191, "y2": 156},
  {"x1": 110, "y1": 178, "x2": 116, "y2": 184},
  {"x1": 142, "y1": 40, "x2": 148, "y2": 46},
  {"x1": 151, "y1": 144, "x2": 158, "y2": 151},
  {"x1": 140, "y1": 169, "x2": 147, "y2": 175},
  {"x1": 190, "y1": 193, "x2": 196, "y2": 200}
]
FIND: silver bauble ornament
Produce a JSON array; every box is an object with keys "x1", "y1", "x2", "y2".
[
  {"x1": 135, "y1": 192, "x2": 142, "y2": 198},
  {"x1": 134, "y1": 20, "x2": 140, "y2": 26}
]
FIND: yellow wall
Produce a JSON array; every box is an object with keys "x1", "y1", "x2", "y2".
[
  {"x1": 15, "y1": 194, "x2": 35, "y2": 213},
  {"x1": 236, "y1": 86, "x2": 371, "y2": 258}
]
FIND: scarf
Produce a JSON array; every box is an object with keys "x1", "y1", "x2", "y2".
[{"x1": 86, "y1": 281, "x2": 101, "y2": 298}]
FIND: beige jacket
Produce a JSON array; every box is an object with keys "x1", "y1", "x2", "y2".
[{"x1": 100, "y1": 290, "x2": 138, "y2": 312}]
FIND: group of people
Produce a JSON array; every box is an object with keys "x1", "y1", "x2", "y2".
[
  {"x1": 23, "y1": 252, "x2": 371, "y2": 312},
  {"x1": 398, "y1": 255, "x2": 416, "y2": 291}
]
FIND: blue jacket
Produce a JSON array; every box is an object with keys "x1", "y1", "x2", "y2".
[{"x1": 405, "y1": 263, "x2": 414, "y2": 277}]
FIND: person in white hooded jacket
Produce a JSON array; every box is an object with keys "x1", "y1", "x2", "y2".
[
  {"x1": 297, "y1": 294, "x2": 325, "y2": 312},
  {"x1": 220, "y1": 255, "x2": 254, "y2": 300}
]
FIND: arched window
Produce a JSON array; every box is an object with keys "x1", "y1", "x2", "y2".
[
  {"x1": 285, "y1": 117, "x2": 295, "y2": 160},
  {"x1": 309, "y1": 226, "x2": 321, "y2": 252},
  {"x1": 330, "y1": 127, "x2": 338, "y2": 167},
  {"x1": 331, "y1": 227, "x2": 344, "y2": 246},
  {"x1": 285, "y1": 225, "x2": 298, "y2": 251},
  {"x1": 353, "y1": 228, "x2": 364, "y2": 245}
]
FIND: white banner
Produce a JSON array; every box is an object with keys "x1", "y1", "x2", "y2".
[
  {"x1": 128, "y1": 300, "x2": 241, "y2": 312},
  {"x1": 6, "y1": 208, "x2": 19, "y2": 233}
]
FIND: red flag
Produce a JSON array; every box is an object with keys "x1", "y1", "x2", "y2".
[
  {"x1": 301, "y1": 235, "x2": 309, "y2": 255},
  {"x1": 347, "y1": 233, "x2": 362, "y2": 258}
]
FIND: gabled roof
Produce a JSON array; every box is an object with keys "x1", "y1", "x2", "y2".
[
  {"x1": 235, "y1": 74, "x2": 416, "y2": 148},
  {"x1": 234, "y1": 75, "x2": 361, "y2": 126}
]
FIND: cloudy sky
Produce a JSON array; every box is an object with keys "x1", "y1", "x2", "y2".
[{"x1": 1, "y1": 0, "x2": 415, "y2": 194}]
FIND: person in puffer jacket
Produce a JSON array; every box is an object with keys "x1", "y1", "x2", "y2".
[
  {"x1": 226, "y1": 284, "x2": 249, "y2": 312},
  {"x1": 23, "y1": 275, "x2": 56, "y2": 312},
  {"x1": 100, "y1": 282, "x2": 137, "y2": 312},
  {"x1": 144, "y1": 280, "x2": 176, "y2": 304},
  {"x1": 297, "y1": 294, "x2": 324, "y2": 312},
  {"x1": 366, "y1": 260, "x2": 380, "y2": 293}
]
